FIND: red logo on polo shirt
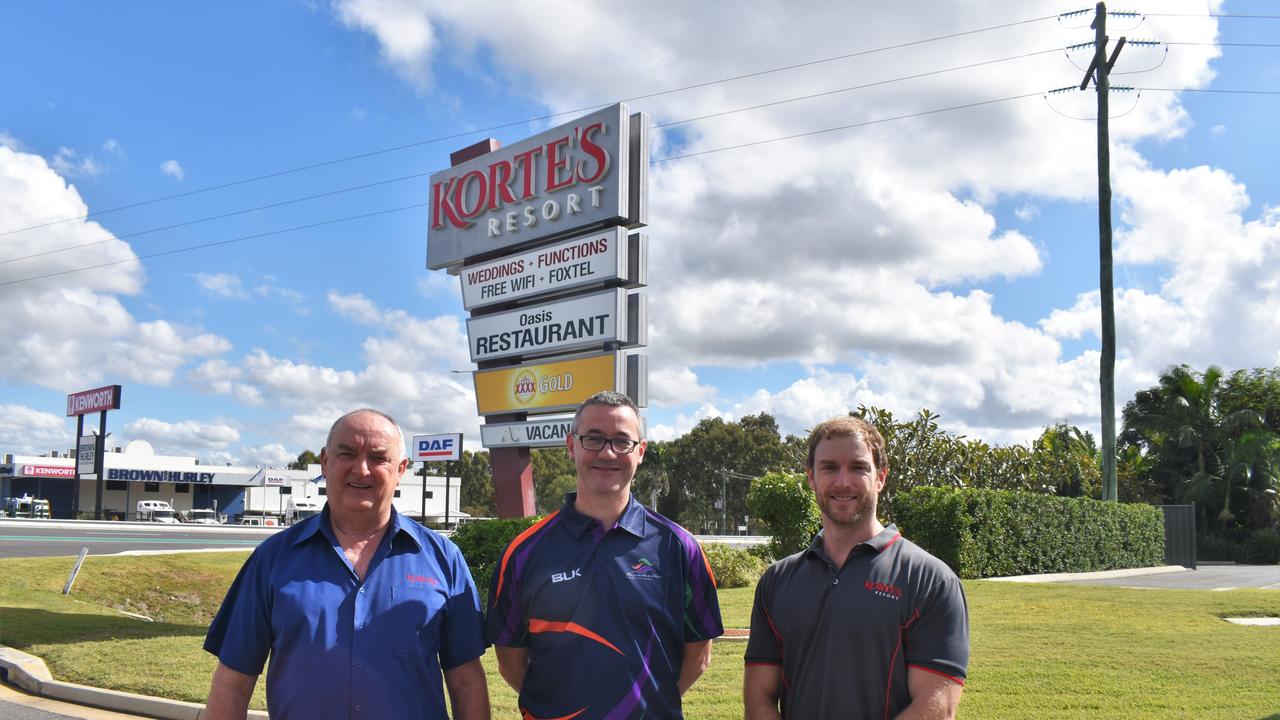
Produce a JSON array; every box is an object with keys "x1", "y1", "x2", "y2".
[
  {"x1": 405, "y1": 573, "x2": 439, "y2": 586},
  {"x1": 865, "y1": 580, "x2": 902, "y2": 600}
]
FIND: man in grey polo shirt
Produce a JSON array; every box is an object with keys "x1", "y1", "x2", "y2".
[{"x1": 744, "y1": 415, "x2": 969, "y2": 719}]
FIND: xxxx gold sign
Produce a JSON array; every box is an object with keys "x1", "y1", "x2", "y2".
[{"x1": 473, "y1": 351, "x2": 646, "y2": 417}]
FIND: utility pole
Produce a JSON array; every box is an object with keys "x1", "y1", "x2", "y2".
[{"x1": 1081, "y1": 2, "x2": 1125, "y2": 501}]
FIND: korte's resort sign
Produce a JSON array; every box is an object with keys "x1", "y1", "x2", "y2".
[{"x1": 426, "y1": 103, "x2": 651, "y2": 517}]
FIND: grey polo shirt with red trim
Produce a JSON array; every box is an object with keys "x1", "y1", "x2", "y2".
[{"x1": 745, "y1": 524, "x2": 969, "y2": 719}]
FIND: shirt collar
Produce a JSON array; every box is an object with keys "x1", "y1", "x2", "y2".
[
  {"x1": 805, "y1": 523, "x2": 901, "y2": 561},
  {"x1": 559, "y1": 491, "x2": 647, "y2": 539},
  {"x1": 294, "y1": 504, "x2": 422, "y2": 552}
]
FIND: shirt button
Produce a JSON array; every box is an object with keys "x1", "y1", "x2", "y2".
[
  {"x1": 356, "y1": 661, "x2": 364, "y2": 668},
  {"x1": 359, "y1": 587, "x2": 366, "y2": 593},
  {"x1": 833, "y1": 577, "x2": 840, "y2": 585},
  {"x1": 354, "y1": 705, "x2": 362, "y2": 712}
]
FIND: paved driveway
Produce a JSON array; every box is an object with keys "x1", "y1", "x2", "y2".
[{"x1": 1061, "y1": 564, "x2": 1280, "y2": 590}]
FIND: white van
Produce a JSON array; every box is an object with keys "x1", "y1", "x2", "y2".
[
  {"x1": 285, "y1": 498, "x2": 322, "y2": 525},
  {"x1": 136, "y1": 500, "x2": 178, "y2": 523}
]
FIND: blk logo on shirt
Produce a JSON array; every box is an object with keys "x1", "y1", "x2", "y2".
[{"x1": 551, "y1": 568, "x2": 582, "y2": 583}]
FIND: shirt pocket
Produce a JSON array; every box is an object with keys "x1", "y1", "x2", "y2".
[{"x1": 388, "y1": 584, "x2": 449, "y2": 657}]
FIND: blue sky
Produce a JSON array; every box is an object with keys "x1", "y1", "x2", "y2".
[{"x1": 1, "y1": 1, "x2": 1277, "y2": 464}]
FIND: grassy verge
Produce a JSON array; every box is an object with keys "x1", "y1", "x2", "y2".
[{"x1": 1, "y1": 554, "x2": 1276, "y2": 718}]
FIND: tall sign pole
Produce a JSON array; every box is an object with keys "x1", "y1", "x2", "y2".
[
  {"x1": 427, "y1": 104, "x2": 650, "y2": 518},
  {"x1": 1081, "y1": 2, "x2": 1124, "y2": 501},
  {"x1": 67, "y1": 385, "x2": 122, "y2": 520},
  {"x1": 411, "y1": 433, "x2": 463, "y2": 524}
]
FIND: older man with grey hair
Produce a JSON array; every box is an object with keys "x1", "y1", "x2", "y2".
[{"x1": 204, "y1": 409, "x2": 490, "y2": 719}]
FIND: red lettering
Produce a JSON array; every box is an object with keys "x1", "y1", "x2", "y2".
[
  {"x1": 577, "y1": 122, "x2": 610, "y2": 184},
  {"x1": 432, "y1": 177, "x2": 469, "y2": 229},
  {"x1": 513, "y1": 146, "x2": 543, "y2": 200},
  {"x1": 544, "y1": 135, "x2": 573, "y2": 192},
  {"x1": 487, "y1": 159, "x2": 518, "y2": 210},
  {"x1": 455, "y1": 170, "x2": 488, "y2": 220}
]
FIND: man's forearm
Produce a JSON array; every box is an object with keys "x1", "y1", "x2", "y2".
[
  {"x1": 444, "y1": 658, "x2": 491, "y2": 720},
  {"x1": 494, "y1": 645, "x2": 529, "y2": 693},
  {"x1": 677, "y1": 640, "x2": 712, "y2": 695},
  {"x1": 203, "y1": 662, "x2": 258, "y2": 720}
]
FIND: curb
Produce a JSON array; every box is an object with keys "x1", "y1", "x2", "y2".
[
  {"x1": 983, "y1": 564, "x2": 1190, "y2": 583},
  {"x1": 0, "y1": 646, "x2": 267, "y2": 720}
]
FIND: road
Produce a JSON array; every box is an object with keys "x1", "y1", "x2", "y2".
[
  {"x1": 1062, "y1": 563, "x2": 1280, "y2": 590},
  {"x1": 0, "y1": 519, "x2": 274, "y2": 559}
]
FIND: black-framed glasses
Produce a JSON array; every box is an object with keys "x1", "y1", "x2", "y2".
[{"x1": 575, "y1": 434, "x2": 640, "y2": 454}]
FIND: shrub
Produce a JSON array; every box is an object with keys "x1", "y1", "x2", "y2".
[
  {"x1": 1197, "y1": 533, "x2": 1243, "y2": 562},
  {"x1": 1242, "y1": 528, "x2": 1280, "y2": 564},
  {"x1": 895, "y1": 486, "x2": 1165, "y2": 579},
  {"x1": 747, "y1": 471, "x2": 820, "y2": 559},
  {"x1": 702, "y1": 543, "x2": 768, "y2": 589},
  {"x1": 451, "y1": 516, "x2": 539, "y2": 595}
]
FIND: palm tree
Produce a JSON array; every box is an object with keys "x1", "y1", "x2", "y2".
[{"x1": 1121, "y1": 365, "x2": 1279, "y2": 530}]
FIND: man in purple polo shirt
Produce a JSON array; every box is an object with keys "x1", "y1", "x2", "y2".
[
  {"x1": 744, "y1": 415, "x2": 969, "y2": 719},
  {"x1": 486, "y1": 391, "x2": 723, "y2": 719},
  {"x1": 203, "y1": 409, "x2": 490, "y2": 719}
]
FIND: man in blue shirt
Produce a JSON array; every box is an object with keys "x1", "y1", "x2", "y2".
[
  {"x1": 486, "y1": 391, "x2": 723, "y2": 719},
  {"x1": 203, "y1": 409, "x2": 490, "y2": 719}
]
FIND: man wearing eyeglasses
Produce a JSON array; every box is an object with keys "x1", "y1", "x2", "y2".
[{"x1": 485, "y1": 391, "x2": 723, "y2": 719}]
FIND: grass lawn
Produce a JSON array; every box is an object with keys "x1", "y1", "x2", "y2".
[{"x1": 1, "y1": 552, "x2": 1277, "y2": 718}]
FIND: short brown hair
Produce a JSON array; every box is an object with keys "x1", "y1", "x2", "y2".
[{"x1": 806, "y1": 416, "x2": 887, "y2": 473}]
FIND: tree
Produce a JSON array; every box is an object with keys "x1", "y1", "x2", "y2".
[
  {"x1": 747, "y1": 471, "x2": 819, "y2": 559},
  {"x1": 1120, "y1": 365, "x2": 1280, "y2": 535},
  {"x1": 456, "y1": 450, "x2": 496, "y2": 517},
  {"x1": 288, "y1": 450, "x2": 319, "y2": 470},
  {"x1": 663, "y1": 414, "x2": 790, "y2": 532}
]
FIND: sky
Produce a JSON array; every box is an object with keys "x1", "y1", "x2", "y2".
[{"x1": 1, "y1": 1, "x2": 1277, "y2": 466}]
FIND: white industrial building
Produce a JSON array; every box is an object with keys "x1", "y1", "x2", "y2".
[{"x1": 1, "y1": 442, "x2": 466, "y2": 524}]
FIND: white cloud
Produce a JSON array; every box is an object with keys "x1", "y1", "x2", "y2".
[
  {"x1": 327, "y1": 0, "x2": 1244, "y2": 442},
  {"x1": 0, "y1": 147, "x2": 230, "y2": 390},
  {"x1": 122, "y1": 417, "x2": 241, "y2": 455},
  {"x1": 0, "y1": 404, "x2": 72, "y2": 456},
  {"x1": 159, "y1": 159, "x2": 184, "y2": 180},
  {"x1": 1015, "y1": 203, "x2": 1040, "y2": 222},
  {"x1": 102, "y1": 139, "x2": 124, "y2": 156},
  {"x1": 0, "y1": 131, "x2": 24, "y2": 151},
  {"x1": 51, "y1": 146, "x2": 104, "y2": 178},
  {"x1": 195, "y1": 272, "x2": 246, "y2": 299},
  {"x1": 241, "y1": 442, "x2": 296, "y2": 467}
]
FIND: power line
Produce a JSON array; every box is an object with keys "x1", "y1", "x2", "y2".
[
  {"x1": 8, "y1": 48, "x2": 1067, "y2": 266},
  {"x1": 9, "y1": 73, "x2": 1278, "y2": 288},
  {"x1": 0, "y1": 203, "x2": 429, "y2": 288},
  {"x1": 0, "y1": 89, "x2": 1048, "y2": 288},
  {"x1": 655, "y1": 91, "x2": 1044, "y2": 163},
  {"x1": 0, "y1": 13, "x2": 1061, "y2": 237},
  {"x1": 655, "y1": 48, "x2": 1061, "y2": 130},
  {"x1": 1142, "y1": 13, "x2": 1280, "y2": 19}
]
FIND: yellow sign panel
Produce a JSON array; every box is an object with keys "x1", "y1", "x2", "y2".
[{"x1": 474, "y1": 352, "x2": 619, "y2": 416}]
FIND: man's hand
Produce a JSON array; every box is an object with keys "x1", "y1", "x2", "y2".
[
  {"x1": 893, "y1": 667, "x2": 964, "y2": 720},
  {"x1": 203, "y1": 662, "x2": 258, "y2": 720},
  {"x1": 743, "y1": 663, "x2": 783, "y2": 720},
  {"x1": 444, "y1": 657, "x2": 491, "y2": 720},
  {"x1": 494, "y1": 645, "x2": 529, "y2": 693},
  {"x1": 678, "y1": 640, "x2": 712, "y2": 695}
]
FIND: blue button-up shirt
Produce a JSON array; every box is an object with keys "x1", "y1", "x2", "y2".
[
  {"x1": 486, "y1": 493, "x2": 723, "y2": 719},
  {"x1": 205, "y1": 506, "x2": 485, "y2": 719}
]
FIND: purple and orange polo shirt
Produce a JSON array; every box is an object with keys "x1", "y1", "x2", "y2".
[{"x1": 485, "y1": 492, "x2": 723, "y2": 719}]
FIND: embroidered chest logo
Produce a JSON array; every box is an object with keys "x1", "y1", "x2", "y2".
[
  {"x1": 405, "y1": 573, "x2": 439, "y2": 586},
  {"x1": 551, "y1": 568, "x2": 582, "y2": 583},
  {"x1": 625, "y1": 557, "x2": 662, "y2": 580},
  {"x1": 864, "y1": 580, "x2": 903, "y2": 600}
]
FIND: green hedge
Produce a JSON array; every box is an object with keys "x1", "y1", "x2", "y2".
[
  {"x1": 702, "y1": 543, "x2": 769, "y2": 589},
  {"x1": 451, "y1": 517, "x2": 539, "y2": 596},
  {"x1": 894, "y1": 486, "x2": 1165, "y2": 579}
]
